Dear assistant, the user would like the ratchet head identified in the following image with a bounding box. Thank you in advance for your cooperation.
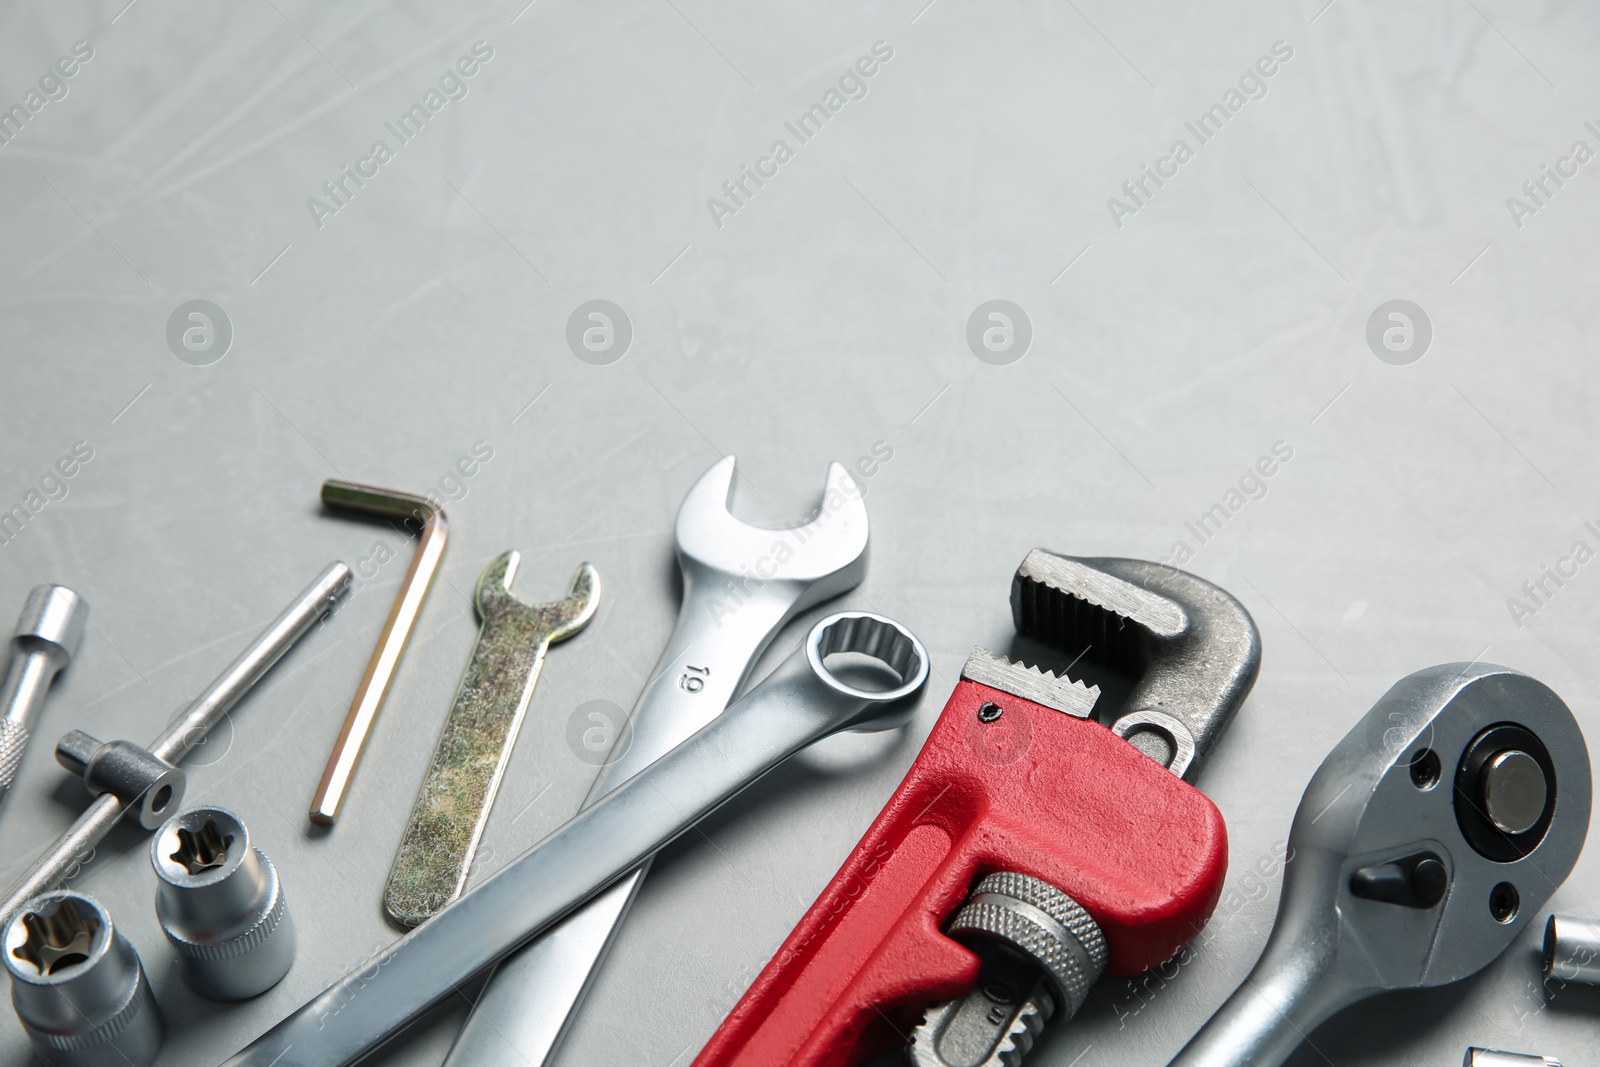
[1175,664,1592,1067]
[11,585,86,668]
[1286,663,1589,991]
[474,552,600,643]
[1003,550,1261,779]
[675,457,869,612]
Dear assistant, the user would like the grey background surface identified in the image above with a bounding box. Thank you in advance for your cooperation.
[2,1,1598,1064]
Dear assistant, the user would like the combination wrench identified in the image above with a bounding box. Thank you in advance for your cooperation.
[1170,662,1591,1067]
[222,609,928,1067]
[441,455,870,1065]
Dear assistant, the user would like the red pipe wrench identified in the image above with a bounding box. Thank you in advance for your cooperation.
[693,550,1261,1067]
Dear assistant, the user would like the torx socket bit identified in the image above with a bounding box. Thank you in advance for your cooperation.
[3,891,163,1067]
[151,806,295,1000]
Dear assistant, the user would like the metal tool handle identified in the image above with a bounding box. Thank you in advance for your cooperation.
[1163,932,1346,1067]
[0,564,350,929]
[0,585,85,800]
[223,612,926,1067]
[591,560,804,794]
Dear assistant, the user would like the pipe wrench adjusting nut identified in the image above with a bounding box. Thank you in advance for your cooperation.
[912,872,1106,1067]
[151,807,295,1000]
[4,891,163,1066]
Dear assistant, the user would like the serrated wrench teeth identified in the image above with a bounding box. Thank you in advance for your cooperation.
[382,552,600,928]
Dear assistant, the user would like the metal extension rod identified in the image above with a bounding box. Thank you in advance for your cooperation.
[0,563,351,928]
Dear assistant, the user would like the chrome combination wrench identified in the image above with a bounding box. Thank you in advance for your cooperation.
[1171,662,1591,1067]
[222,609,929,1067]
[442,455,870,1065]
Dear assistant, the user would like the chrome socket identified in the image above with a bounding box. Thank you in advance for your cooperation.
[1542,914,1600,986]
[151,806,295,1000]
[3,891,163,1067]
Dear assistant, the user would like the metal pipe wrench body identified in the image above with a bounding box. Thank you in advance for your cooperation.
[695,551,1263,1067]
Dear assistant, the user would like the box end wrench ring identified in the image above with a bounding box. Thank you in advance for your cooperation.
[443,454,871,1067]
[222,610,928,1067]
[1171,662,1591,1067]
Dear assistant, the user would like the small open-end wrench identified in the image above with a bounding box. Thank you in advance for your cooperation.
[383,552,598,927]
[0,585,85,807]
[1170,663,1592,1067]
[693,550,1261,1067]
[222,610,928,1067]
[443,455,870,1066]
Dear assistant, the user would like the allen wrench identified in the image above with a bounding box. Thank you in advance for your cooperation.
[309,481,448,827]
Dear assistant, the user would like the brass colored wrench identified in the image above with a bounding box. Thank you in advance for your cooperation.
[383,552,599,928]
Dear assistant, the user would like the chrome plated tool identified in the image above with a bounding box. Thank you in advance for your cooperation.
[1543,914,1600,986]
[152,806,295,1000]
[223,610,928,1067]
[382,552,598,928]
[1171,663,1591,1067]
[5,890,163,1066]
[0,585,85,807]
[310,481,447,827]
[443,456,869,1067]
[0,564,351,929]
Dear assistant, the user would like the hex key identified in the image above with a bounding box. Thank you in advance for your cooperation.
[310,481,448,827]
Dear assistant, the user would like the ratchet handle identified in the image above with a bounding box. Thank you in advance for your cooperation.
[693,680,1229,1067]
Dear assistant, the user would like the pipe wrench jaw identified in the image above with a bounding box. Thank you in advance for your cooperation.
[1009,550,1261,781]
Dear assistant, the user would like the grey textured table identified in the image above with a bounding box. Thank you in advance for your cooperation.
[2,2,1598,1064]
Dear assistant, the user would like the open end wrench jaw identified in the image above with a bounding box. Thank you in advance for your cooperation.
[676,457,869,607]
[475,553,601,639]
[1009,550,1261,780]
